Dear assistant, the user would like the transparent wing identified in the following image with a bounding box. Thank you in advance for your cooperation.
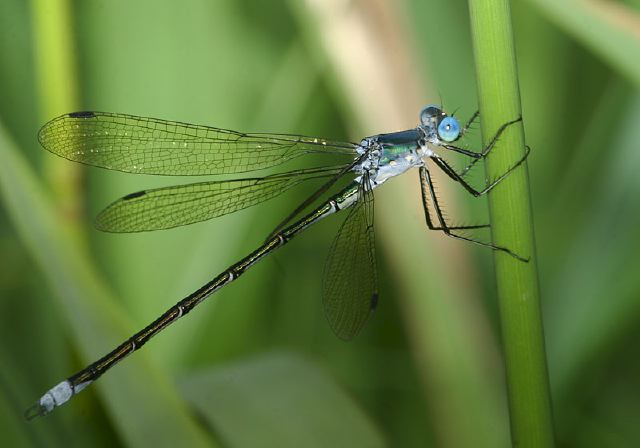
[96,166,345,233]
[322,174,378,340]
[38,111,358,176]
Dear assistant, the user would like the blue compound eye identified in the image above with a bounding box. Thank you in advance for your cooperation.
[437,116,460,142]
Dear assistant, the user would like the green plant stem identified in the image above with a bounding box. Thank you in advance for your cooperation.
[468,1,555,446]
[31,0,84,241]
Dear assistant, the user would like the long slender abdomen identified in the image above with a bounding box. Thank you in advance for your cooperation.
[26,183,359,419]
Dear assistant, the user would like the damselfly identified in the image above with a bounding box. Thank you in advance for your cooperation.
[27,105,528,419]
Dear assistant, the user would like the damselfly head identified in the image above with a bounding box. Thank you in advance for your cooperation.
[420,105,461,143]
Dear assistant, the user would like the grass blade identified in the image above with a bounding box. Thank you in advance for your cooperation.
[526,0,640,86]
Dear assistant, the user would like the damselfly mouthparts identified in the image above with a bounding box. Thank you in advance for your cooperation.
[27,105,528,419]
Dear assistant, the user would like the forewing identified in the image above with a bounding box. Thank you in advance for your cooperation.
[322,175,378,340]
[96,166,344,232]
[38,111,357,176]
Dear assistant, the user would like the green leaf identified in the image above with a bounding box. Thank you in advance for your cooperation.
[527,0,640,86]
[179,352,385,448]
[547,96,640,393]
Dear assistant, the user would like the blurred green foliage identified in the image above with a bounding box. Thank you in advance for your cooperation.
[0,0,639,446]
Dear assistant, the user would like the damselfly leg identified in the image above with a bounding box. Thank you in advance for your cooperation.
[419,166,528,262]
[419,114,530,261]
[459,110,480,139]
[431,145,531,198]
[449,116,524,177]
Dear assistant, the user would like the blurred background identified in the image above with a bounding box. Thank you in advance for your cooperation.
[1,0,639,446]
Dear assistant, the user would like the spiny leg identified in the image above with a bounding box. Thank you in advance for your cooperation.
[458,116,523,177]
[418,168,489,232]
[438,116,522,168]
[459,110,479,139]
[429,145,530,198]
[419,166,528,261]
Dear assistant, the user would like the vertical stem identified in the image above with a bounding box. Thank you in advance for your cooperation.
[468,1,555,446]
[31,0,85,241]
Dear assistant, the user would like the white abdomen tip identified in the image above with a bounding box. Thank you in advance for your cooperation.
[40,380,74,413]
[26,379,93,420]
